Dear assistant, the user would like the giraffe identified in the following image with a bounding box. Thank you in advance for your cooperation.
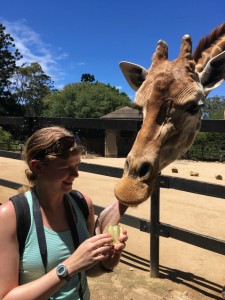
[113,23,225,207]
[95,23,225,234]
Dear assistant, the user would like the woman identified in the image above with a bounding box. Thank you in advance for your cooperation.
[0,126,128,300]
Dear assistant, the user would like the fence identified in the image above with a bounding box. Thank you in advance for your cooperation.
[0,150,225,279]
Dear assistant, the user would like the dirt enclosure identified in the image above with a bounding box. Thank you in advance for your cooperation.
[1,157,225,300]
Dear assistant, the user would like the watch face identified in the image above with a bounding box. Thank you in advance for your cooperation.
[56,264,70,282]
[57,264,66,276]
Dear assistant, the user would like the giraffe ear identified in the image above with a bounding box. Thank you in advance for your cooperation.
[198,51,225,95]
[119,61,147,91]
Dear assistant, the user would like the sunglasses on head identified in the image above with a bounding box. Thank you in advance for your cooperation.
[34,135,80,160]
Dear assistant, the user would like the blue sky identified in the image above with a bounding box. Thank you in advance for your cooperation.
[1,0,225,100]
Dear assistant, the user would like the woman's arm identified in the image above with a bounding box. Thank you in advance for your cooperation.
[0,201,113,300]
[0,201,65,300]
[0,201,20,298]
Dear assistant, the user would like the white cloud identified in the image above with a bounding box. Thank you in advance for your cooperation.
[55,83,65,90]
[77,62,85,66]
[116,85,122,90]
[1,19,68,83]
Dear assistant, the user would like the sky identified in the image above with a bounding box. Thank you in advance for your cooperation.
[1,0,225,101]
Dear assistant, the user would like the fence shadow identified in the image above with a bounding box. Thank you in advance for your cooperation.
[121,250,224,300]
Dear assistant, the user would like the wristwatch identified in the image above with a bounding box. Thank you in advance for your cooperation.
[56,263,71,281]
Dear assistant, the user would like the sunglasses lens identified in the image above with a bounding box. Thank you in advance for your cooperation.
[34,135,81,159]
[58,136,76,151]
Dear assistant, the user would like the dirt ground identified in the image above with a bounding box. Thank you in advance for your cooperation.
[1,157,225,300]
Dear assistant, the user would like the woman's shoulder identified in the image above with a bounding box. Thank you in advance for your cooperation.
[0,201,17,236]
[0,200,16,218]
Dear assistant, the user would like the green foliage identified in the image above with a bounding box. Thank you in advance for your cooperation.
[0,23,22,115]
[0,126,12,141]
[183,95,225,161]
[0,126,20,150]
[43,82,131,118]
[203,96,225,119]
[184,132,225,161]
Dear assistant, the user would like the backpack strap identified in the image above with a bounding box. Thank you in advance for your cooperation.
[10,194,31,259]
[10,192,48,274]
[32,190,48,274]
[69,190,89,222]
[64,195,83,299]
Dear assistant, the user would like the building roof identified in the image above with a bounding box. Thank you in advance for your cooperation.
[100,106,142,119]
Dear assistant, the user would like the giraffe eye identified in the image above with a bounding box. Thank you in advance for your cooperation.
[185,102,200,115]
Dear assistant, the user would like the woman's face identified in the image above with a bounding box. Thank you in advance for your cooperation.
[35,154,81,193]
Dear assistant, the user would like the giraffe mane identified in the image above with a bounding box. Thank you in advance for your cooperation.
[193,22,225,63]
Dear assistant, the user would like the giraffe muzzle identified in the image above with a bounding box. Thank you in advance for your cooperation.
[114,176,156,206]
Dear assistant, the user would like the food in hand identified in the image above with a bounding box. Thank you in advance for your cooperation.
[107,225,123,246]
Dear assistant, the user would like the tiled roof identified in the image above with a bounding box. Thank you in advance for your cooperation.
[101,106,142,119]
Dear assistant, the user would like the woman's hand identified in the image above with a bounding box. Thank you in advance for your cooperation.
[114,229,128,252]
[64,233,113,276]
[100,229,128,271]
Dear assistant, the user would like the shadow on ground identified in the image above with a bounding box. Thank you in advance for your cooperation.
[119,250,224,300]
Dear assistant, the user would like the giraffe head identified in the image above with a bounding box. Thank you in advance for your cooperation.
[115,23,225,206]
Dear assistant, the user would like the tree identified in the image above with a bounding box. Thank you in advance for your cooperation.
[202,96,225,119]
[184,95,225,161]
[0,126,15,150]
[43,81,131,118]
[81,73,95,83]
[0,126,12,141]
[13,62,54,116]
[0,24,23,115]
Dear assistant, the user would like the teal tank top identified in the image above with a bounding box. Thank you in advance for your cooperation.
[19,191,90,300]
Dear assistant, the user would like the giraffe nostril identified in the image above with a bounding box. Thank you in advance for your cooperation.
[138,162,151,178]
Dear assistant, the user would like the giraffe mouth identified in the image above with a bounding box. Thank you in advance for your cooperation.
[114,176,155,206]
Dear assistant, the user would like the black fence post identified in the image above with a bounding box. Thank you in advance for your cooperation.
[150,176,160,278]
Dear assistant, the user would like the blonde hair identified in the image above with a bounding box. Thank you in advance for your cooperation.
[20,126,84,191]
